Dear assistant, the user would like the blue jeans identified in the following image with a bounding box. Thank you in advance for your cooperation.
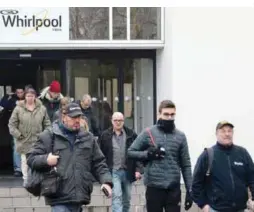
[12,138,21,172]
[112,169,132,212]
[51,204,82,212]
[209,208,244,212]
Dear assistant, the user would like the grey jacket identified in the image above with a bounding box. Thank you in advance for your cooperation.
[128,125,192,191]
[26,122,112,206]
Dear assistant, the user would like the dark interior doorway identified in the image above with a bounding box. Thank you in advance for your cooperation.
[0,59,61,175]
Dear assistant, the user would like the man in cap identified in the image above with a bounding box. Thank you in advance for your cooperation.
[27,103,113,212]
[191,121,254,212]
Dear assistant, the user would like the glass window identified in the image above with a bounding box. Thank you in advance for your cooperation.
[68,57,154,134]
[123,59,154,132]
[68,59,118,132]
[130,7,161,40]
[69,7,109,40]
[113,7,127,40]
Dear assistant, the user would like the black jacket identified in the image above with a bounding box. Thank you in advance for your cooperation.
[98,126,143,183]
[26,122,112,206]
[0,93,24,112]
[76,100,100,136]
[40,97,60,122]
[191,142,254,212]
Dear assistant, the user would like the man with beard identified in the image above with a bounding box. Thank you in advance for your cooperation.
[26,103,112,212]
[127,100,193,212]
[39,80,63,122]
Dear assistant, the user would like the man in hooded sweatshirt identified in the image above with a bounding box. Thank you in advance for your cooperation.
[39,80,63,122]
[127,100,193,212]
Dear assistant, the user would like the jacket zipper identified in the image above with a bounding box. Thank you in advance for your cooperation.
[163,134,167,183]
[227,155,235,204]
[73,136,79,199]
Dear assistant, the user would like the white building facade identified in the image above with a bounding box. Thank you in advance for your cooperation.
[0,7,253,168]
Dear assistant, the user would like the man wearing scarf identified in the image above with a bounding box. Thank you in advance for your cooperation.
[127,100,193,212]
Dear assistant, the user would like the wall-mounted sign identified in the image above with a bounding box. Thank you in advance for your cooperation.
[0,7,69,44]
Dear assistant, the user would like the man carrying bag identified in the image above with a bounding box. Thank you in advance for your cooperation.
[26,103,113,212]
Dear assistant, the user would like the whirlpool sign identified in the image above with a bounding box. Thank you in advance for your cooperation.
[0,7,69,44]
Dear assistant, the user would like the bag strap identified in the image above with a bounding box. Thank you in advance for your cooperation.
[204,147,214,177]
[51,133,55,153]
[146,128,156,146]
[49,130,73,175]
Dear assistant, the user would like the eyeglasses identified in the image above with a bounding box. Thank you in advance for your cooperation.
[113,119,124,123]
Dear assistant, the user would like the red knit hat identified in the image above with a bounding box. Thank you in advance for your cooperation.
[49,81,61,93]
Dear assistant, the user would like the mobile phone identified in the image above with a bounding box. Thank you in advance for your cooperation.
[102,187,109,197]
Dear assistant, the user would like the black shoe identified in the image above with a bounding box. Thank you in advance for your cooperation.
[14,171,22,177]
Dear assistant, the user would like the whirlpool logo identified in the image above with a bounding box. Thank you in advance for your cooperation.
[0,9,62,35]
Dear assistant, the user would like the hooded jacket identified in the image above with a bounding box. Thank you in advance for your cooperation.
[26,122,112,206]
[39,86,63,122]
[8,99,51,154]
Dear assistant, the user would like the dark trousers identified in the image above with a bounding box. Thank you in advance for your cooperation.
[146,186,181,212]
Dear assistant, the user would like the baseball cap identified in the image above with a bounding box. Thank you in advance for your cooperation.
[65,103,83,118]
[216,121,234,130]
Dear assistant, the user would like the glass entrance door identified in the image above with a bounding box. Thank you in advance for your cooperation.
[68,56,155,134]
[68,59,119,132]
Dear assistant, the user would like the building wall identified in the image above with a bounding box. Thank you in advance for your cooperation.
[157,7,254,167]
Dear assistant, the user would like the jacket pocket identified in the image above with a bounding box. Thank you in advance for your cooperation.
[211,188,226,204]
[77,142,92,163]
[81,171,93,195]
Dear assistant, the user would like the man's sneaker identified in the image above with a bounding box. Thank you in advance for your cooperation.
[14,171,22,177]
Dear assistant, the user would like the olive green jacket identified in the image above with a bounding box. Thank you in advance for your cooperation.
[8,99,51,154]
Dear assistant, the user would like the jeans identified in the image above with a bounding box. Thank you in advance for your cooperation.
[12,138,21,172]
[209,208,244,212]
[21,154,28,183]
[51,204,82,212]
[112,169,132,212]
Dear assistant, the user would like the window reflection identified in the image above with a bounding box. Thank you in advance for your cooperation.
[113,7,127,40]
[123,59,154,132]
[68,57,154,134]
[69,59,117,132]
[131,7,161,40]
[69,7,109,40]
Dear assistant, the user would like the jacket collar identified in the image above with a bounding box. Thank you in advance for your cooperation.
[107,125,134,137]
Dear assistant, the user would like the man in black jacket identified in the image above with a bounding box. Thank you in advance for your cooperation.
[0,85,24,177]
[26,103,112,212]
[127,100,193,212]
[98,112,142,212]
[77,94,100,137]
[191,121,254,212]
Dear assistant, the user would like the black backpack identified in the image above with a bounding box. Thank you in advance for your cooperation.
[204,147,214,178]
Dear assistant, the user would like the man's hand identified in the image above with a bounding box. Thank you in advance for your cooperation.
[18,135,24,140]
[247,199,254,211]
[47,152,59,166]
[101,184,112,198]
[147,147,164,160]
[184,192,193,210]
[202,205,209,212]
[135,172,142,180]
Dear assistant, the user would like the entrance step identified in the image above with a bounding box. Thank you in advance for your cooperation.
[0,179,201,212]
